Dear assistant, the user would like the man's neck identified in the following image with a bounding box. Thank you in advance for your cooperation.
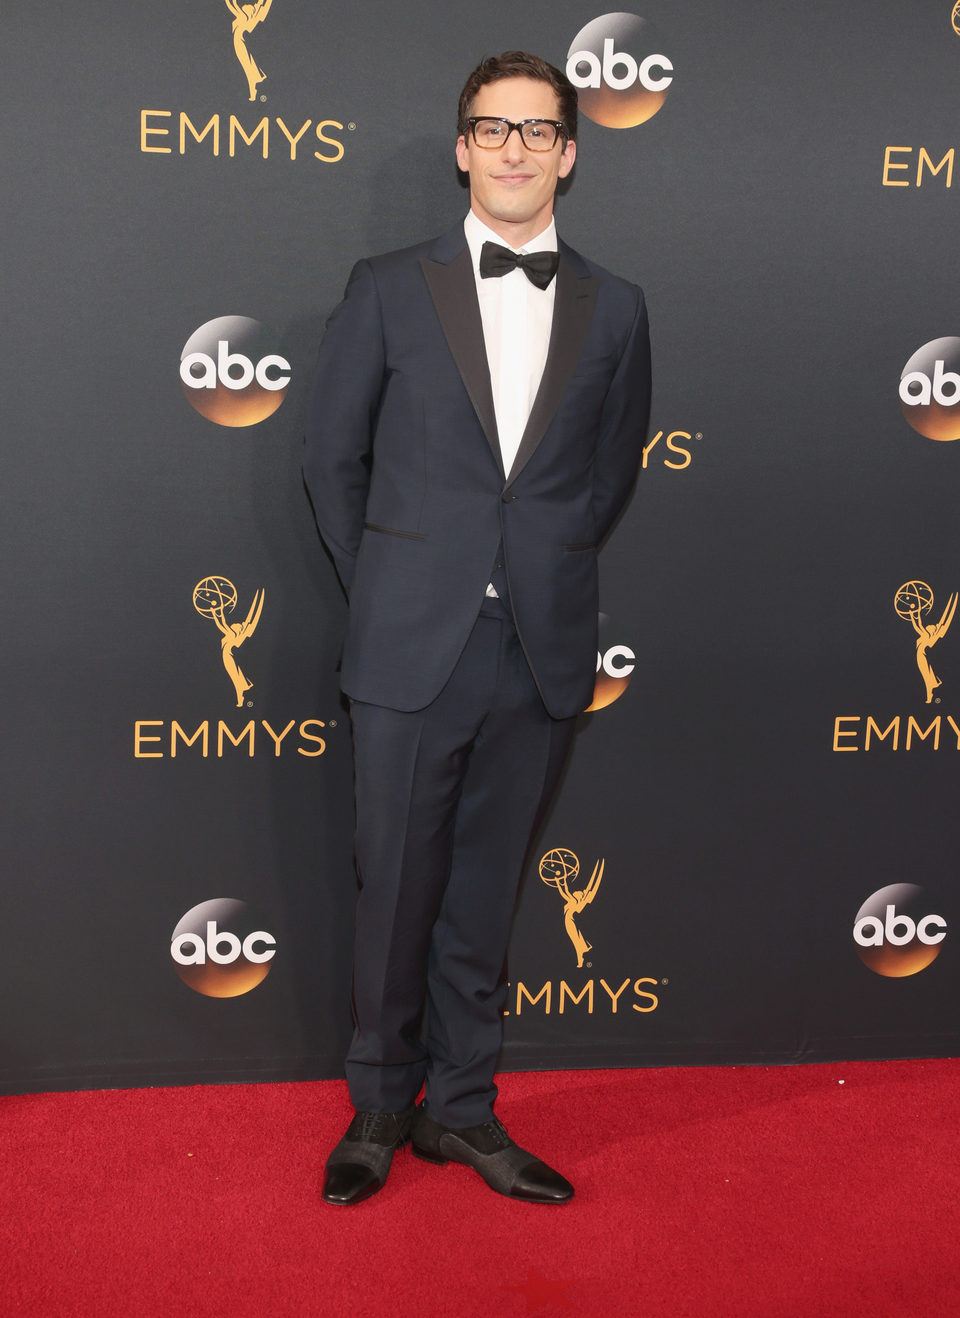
[469,206,555,251]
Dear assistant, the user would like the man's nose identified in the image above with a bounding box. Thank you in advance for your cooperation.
[500,125,528,160]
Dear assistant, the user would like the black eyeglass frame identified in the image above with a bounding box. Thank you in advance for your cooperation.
[465,117,569,151]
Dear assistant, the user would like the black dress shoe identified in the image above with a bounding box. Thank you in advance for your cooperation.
[322,1106,416,1206]
[411,1107,574,1204]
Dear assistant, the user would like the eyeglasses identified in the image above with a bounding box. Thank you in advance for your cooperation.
[465,118,567,152]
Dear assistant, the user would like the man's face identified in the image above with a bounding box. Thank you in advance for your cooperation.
[455,76,576,245]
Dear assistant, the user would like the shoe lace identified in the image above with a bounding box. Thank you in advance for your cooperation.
[350,1110,404,1144]
[475,1116,510,1148]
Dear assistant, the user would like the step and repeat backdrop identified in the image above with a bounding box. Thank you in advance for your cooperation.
[3,2,960,1093]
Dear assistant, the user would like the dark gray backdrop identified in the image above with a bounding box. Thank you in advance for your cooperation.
[3,1,958,1094]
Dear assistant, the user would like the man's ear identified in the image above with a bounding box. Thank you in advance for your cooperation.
[558,138,577,179]
[455,136,468,172]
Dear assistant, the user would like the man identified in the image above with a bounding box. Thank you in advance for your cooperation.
[304,51,650,1206]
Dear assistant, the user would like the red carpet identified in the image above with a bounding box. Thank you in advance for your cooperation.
[2,1060,958,1317]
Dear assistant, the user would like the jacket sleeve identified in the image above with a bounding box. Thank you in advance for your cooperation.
[591,286,651,542]
[303,259,386,595]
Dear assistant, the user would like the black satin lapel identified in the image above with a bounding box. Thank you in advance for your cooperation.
[505,261,599,488]
[420,250,503,478]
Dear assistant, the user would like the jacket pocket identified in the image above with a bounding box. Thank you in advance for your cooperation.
[363,522,426,541]
[563,542,597,552]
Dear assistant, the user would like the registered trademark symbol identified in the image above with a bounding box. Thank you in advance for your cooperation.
[661,978,668,985]
[347,122,356,131]
[246,701,253,708]
[935,697,941,705]
[260,94,267,103]
[695,433,703,441]
[586,961,592,969]
[329,719,337,728]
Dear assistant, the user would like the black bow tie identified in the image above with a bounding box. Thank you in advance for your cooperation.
[479,241,559,290]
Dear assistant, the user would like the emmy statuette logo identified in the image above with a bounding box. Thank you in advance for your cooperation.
[878,15,960,189]
[894,581,957,705]
[831,578,960,752]
[225,0,274,101]
[139,2,347,165]
[132,573,328,759]
[506,845,661,1017]
[540,848,605,968]
[194,576,265,706]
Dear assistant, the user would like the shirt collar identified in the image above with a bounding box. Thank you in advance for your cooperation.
[464,211,558,276]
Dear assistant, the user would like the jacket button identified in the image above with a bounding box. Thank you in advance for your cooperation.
[501,492,518,503]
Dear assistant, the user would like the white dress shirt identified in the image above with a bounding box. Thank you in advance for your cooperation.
[464,211,558,598]
[463,210,557,479]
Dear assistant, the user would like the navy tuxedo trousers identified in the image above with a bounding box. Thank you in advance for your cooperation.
[346,594,576,1127]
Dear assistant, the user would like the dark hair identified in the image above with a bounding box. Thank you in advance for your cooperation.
[457,51,578,143]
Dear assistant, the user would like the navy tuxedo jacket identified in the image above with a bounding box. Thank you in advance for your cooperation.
[304,222,651,719]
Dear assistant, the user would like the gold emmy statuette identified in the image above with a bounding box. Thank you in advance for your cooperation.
[224,0,273,101]
[540,848,604,969]
[894,580,957,704]
[952,3,960,38]
[193,575,265,706]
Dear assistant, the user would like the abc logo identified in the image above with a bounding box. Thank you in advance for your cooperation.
[586,612,636,711]
[180,316,291,428]
[898,337,960,441]
[566,13,673,128]
[171,898,276,997]
[853,884,946,978]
